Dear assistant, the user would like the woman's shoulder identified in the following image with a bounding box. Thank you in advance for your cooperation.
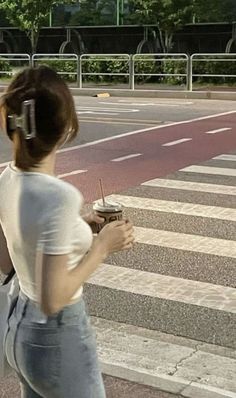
[55,177,82,199]
[44,177,83,208]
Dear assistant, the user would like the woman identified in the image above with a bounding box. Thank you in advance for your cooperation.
[0,65,134,398]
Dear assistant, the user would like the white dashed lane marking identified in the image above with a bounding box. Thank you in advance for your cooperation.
[111,153,142,162]
[162,138,192,147]
[57,170,88,178]
[205,128,232,134]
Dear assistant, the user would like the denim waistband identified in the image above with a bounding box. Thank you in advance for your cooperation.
[17,290,86,326]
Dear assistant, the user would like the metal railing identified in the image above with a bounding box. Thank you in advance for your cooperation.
[79,54,131,89]
[0,53,236,92]
[190,53,236,91]
[132,53,189,90]
[0,54,30,78]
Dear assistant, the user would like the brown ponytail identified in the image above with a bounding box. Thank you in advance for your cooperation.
[0,65,78,171]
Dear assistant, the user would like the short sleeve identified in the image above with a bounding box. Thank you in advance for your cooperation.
[38,188,81,255]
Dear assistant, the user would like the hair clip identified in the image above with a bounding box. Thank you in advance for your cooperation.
[7,99,36,140]
[22,99,36,140]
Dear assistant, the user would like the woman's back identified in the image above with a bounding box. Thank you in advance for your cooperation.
[0,164,92,302]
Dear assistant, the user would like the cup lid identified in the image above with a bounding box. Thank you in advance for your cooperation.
[93,200,122,212]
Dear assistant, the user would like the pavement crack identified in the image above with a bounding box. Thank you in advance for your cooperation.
[168,343,203,377]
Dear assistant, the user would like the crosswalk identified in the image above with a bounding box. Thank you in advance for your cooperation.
[84,152,236,397]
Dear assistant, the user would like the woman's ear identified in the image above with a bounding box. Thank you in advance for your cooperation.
[57,132,70,149]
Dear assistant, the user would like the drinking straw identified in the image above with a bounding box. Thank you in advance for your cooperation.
[99,178,106,206]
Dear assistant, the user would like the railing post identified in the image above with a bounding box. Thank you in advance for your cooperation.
[129,55,135,90]
[186,55,193,92]
[79,56,83,88]
[31,54,34,68]
[76,56,80,88]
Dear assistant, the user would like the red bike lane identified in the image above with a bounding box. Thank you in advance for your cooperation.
[0,111,236,203]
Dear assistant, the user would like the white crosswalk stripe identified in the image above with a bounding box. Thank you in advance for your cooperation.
[87,153,236,395]
[214,154,236,162]
[88,263,236,313]
[142,178,236,196]
[105,194,236,221]
[180,165,236,177]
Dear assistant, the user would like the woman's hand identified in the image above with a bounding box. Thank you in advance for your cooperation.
[83,211,105,232]
[96,220,135,255]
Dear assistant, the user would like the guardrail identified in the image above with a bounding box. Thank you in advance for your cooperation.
[0,53,236,91]
[79,54,131,89]
[190,53,236,91]
[132,53,189,90]
[0,54,30,78]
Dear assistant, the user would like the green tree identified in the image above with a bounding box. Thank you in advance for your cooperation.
[127,0,193,52]
[192,0,236,23]
[0,0,77,53]
[69,0,118,26]
[127,0,236,52]
[69,0,100,26]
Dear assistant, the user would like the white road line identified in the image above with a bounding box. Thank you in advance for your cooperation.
[77,107,139,113]
[134,226,236,258]
[162,138,192,147]
[1,110,236,166]
[58,109,236,154]
[117,99,194,105]
[57,170,87,178]
[142,178,236,196]
[88,263,236,312]
[80,119,151,126]
[180,165,236,177]
[100,102,186,107]
[106,194,236,221]
[111,153,142,162]
[205,128,232,134]
[214,154,236,162]
[78,111,119,116]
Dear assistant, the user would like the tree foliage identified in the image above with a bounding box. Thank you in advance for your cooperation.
[192,0,236,23]
[0,0,77,52]
[69,0,118,26]
[126,0,236,52]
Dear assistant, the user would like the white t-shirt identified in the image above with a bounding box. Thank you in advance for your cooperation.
[0,164,93,302]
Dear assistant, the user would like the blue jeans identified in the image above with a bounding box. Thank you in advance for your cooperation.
[5,292,106,398]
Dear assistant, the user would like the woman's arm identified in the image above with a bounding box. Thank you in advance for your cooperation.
[0,224,14,275]
[37,220,134,316]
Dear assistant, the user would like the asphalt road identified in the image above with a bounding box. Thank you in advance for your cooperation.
[1,96,236,163]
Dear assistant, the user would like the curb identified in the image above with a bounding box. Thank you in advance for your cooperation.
[69,88,236,100]
[0,85,236,100]
[101,363,236,398]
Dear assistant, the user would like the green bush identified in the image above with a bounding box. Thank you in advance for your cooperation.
[105,59,130,83]
[81,57,130,83]
[163,59,187,85]
[193,59,236,85]
[134,56,161,83]
[81,58,108,83]
[0,59,12,79]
